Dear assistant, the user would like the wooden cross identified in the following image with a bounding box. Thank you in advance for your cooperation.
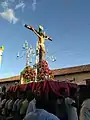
[24,24,52,63]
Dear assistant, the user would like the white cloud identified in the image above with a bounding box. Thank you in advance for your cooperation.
[1,0,37,12]
[15,1,25,11]
[1,0,15,9]
[0,8,19,24]
[32,0,36,11]
[9,0,15,2]
[1,1,9,9]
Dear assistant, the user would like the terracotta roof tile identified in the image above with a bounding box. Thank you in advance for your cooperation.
[0,76,20,83]
[52,64,90,76]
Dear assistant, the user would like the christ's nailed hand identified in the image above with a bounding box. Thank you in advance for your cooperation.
[48,37,52,41]
[24,24,33,30]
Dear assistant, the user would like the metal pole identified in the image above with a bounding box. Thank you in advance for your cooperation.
[26,48,28,67]
[35,41,39,81]
[26,48,30,67]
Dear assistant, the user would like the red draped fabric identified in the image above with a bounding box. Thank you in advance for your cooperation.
[32,82,37,92]
[68,83,77,88]
[7,80,77,97]
[59,82,69,96]
[12,85,18,92]
[7,85,18,92]
[27,82,33,91]
[48,81,70,96]
[48,81,60,96]
[8,86,13,92]
[18,84,27,91]
[43,81,49,99]
[43,80,49,92]
[36,82,41,91]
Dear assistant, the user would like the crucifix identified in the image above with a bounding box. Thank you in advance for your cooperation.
[24,24,52,63]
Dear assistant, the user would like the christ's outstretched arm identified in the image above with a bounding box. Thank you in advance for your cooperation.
[45,36,52,41]
[24,24,41,38]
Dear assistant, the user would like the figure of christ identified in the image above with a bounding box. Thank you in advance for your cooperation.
[24,24,52,62]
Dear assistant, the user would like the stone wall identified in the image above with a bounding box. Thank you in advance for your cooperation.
[54,72,90,84]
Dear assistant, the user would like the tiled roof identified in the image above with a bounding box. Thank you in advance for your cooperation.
[0,76,20,83]
[0,64,90,82]
[52,64,90,76]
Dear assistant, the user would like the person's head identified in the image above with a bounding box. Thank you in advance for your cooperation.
[35,94,45,109]
[39,25,43,33]
[15,82,18,86]
[0,93,5,100]
[56,96,64,104]
[2,86,6,93]
[70,87,77,99]
[16,92,20,99]
[84,86,90,99]
[20,91,26,100]
[8,92,14,100]
[26,90,35,101]
[60,88,67,97]
[79,86,88,104]
[5,92,9,100]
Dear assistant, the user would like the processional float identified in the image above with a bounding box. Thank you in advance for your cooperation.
[20,24,56,84]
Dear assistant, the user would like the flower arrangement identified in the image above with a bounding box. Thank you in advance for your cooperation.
[37,60,54,81]
[21,66,36,83]
[49,71,54,80]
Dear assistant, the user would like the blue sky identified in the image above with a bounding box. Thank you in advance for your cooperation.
[0,0,90,78]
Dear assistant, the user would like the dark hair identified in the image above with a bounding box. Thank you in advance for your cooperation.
[36,97,44,109]
[85,86,90,98]
[26,90,35,101]
[19,91,26,99]
[60,88,67,96]
[56,96,64,100]
[70,87,77,97]
[35,93,46,110]
[2,86,6,92]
